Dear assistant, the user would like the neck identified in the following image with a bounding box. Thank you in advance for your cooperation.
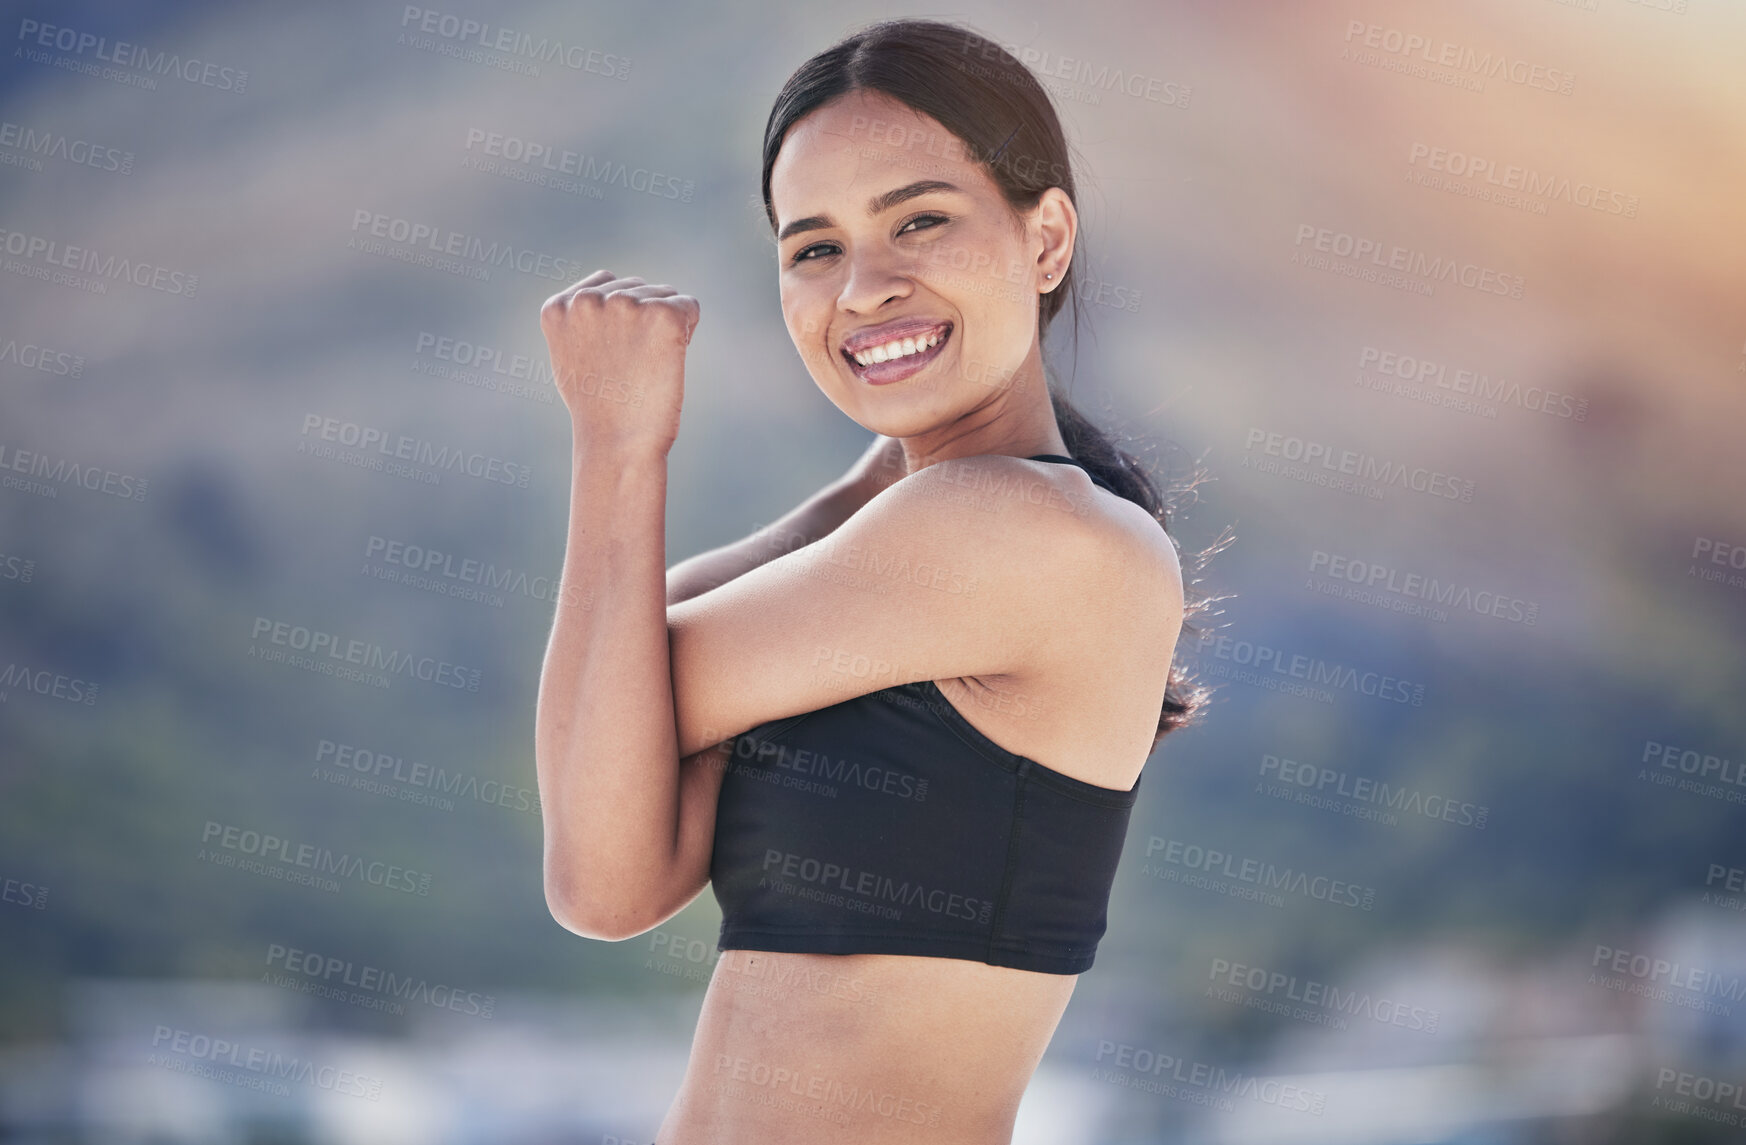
[897,345,1067,474]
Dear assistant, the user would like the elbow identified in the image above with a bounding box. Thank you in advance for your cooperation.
[544,886,649,942]
[543,869,656,942]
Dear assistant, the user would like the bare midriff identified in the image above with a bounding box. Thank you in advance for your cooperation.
[655,948,1077,1144]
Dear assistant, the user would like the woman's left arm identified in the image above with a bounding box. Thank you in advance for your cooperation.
[664,434,907,606]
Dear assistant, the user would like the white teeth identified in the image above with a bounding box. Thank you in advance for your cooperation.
[849,328,947,368]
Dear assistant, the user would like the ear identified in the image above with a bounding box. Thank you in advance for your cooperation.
[1031,186,1077,292]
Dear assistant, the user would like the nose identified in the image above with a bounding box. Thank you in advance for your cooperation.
[837,243,914,316]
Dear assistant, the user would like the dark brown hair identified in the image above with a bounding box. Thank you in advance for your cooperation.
[761,18,1229,744]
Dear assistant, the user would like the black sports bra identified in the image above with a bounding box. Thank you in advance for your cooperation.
[708,454,1138,975]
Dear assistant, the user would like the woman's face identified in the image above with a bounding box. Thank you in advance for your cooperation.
[768,88,1069,439]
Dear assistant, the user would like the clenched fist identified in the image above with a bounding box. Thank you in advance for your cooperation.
[539,269,700,454]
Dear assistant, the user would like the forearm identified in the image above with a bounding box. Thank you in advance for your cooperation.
[535,434,679,923]
[665,477,873,605]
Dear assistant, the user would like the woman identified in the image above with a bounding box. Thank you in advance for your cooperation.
[534,18,1214,1143]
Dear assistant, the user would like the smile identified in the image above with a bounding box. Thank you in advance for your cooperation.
[840,322,953,386]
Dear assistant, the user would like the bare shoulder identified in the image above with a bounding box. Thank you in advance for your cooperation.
[886,454,1184,781]
[888,454,1184,622]
[664,451,1181,762]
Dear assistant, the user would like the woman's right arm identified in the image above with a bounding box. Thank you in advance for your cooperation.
[665,435,906,606]
[534,271,715,941]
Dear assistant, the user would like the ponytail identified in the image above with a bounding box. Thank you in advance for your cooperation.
[1048,386,1232,747]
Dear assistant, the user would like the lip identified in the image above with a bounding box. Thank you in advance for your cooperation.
[839,321,953,386]
[839,316,954,357]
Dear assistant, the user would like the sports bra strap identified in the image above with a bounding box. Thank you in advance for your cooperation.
[1026,453,1119,495]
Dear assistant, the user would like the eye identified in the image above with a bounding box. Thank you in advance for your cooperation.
[790,240,839,265]
[787,213,954,266]
[898,212,951,236]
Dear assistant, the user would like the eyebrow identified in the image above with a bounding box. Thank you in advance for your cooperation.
[776,180,966,243]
